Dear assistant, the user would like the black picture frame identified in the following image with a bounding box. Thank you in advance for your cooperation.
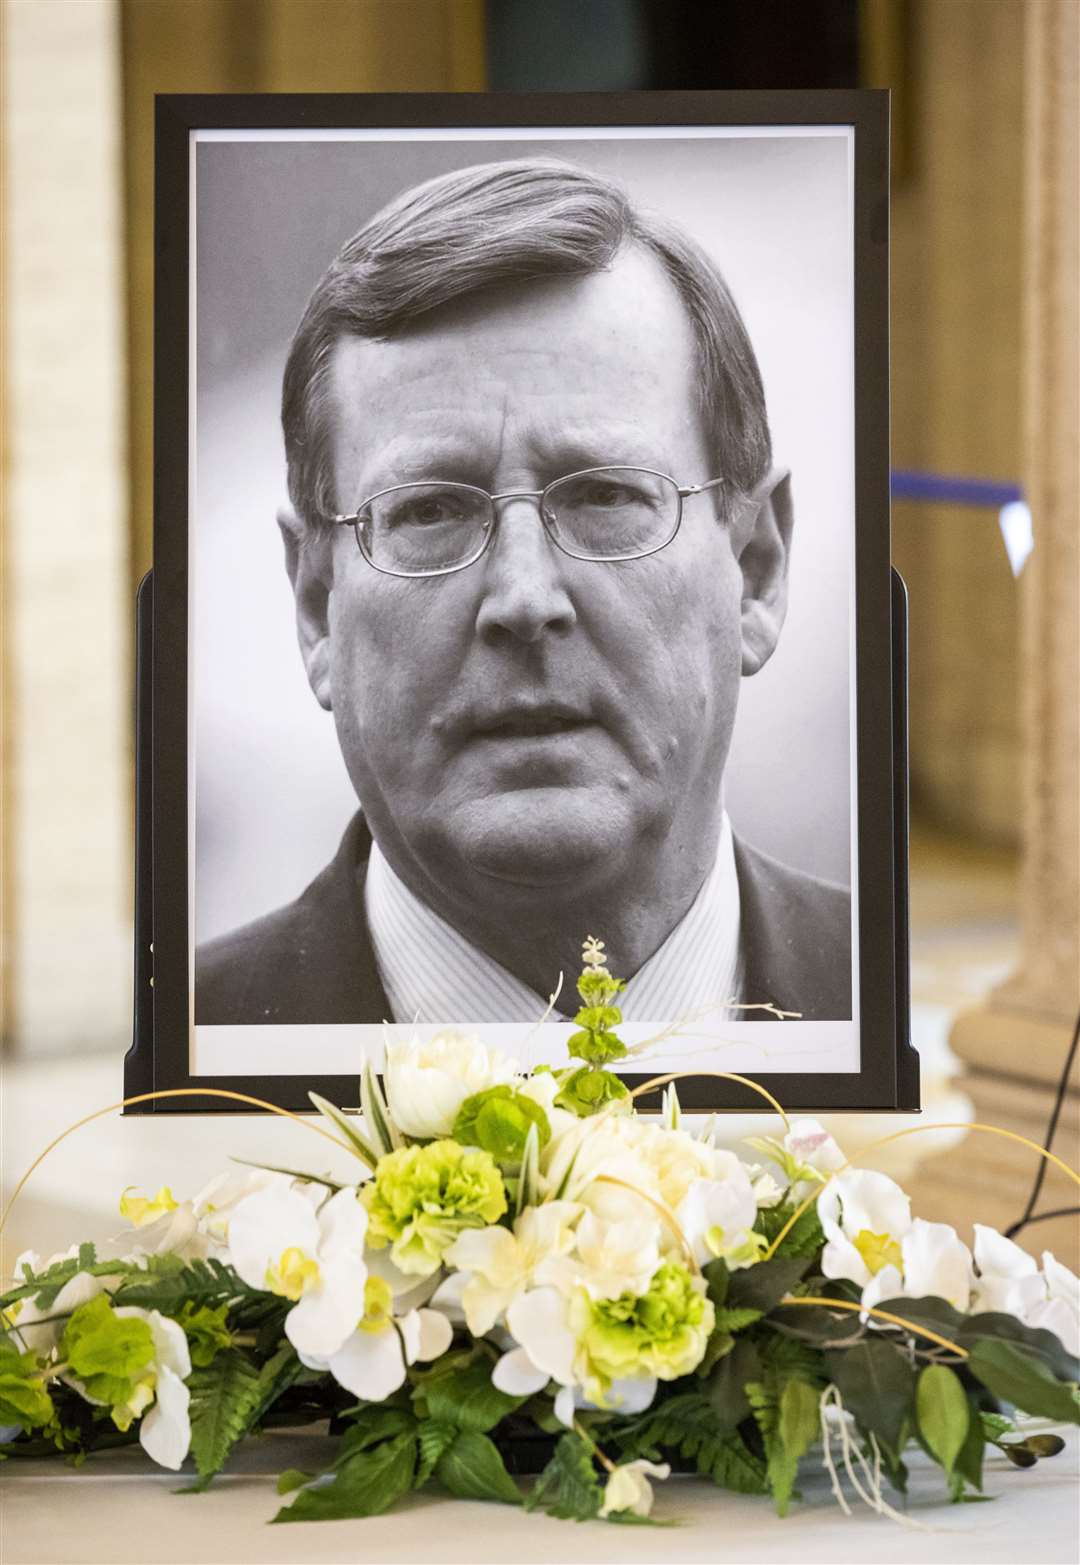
[127,89,917,1115]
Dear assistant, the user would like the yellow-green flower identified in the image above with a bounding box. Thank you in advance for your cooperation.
[362,1140,507,1277]
[569,1261,714,1400]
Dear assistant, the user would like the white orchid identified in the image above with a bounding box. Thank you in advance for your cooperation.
[972,1226,1079,1355]
[445,1201,582,1334]
[676,1170,763,1270]
[111,1307,192,1470]
[227,1185,369,1359]
[300,1276,453,1402]
[599,1457,671,1518]
[492,1285,580,1397]
[819,1170,912,1290]
[746,1117,847,1202]
[192,1167,295,1251]
[861,1219,974,1314]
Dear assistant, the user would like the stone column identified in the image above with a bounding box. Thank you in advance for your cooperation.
[916,0,1079,1265]
[1,0,132,1053]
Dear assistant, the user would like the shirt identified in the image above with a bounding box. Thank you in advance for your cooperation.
[364,813,742,1025]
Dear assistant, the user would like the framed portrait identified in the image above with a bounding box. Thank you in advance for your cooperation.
[128,89,917,1114]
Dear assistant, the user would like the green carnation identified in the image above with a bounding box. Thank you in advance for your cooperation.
[554,1065,631,1118]
[362,1139,507,1277]
[570,1262,714,1399]
[453,1085,551,1166]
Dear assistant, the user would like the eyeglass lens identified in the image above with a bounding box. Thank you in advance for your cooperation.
[356,468,680,574]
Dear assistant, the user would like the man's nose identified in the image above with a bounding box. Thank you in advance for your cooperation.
[473,497,578,646]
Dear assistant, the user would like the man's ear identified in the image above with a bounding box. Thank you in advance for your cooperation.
[278,504,335,711]
[730,467,794,677]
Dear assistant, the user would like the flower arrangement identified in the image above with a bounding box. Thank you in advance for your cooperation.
[2,939,1077,1527]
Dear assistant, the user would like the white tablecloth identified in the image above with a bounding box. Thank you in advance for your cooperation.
[3,1426,1077,1565]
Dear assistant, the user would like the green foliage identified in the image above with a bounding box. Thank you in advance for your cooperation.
[915,1365,970,1479]
[0,1338,54,1433]
[307,1091,379,1169]
[453,1086,551,1166]
[725,1256,813,1315]
[187,1342,301,1486]
[827,1338,915,1462]
[174,1302,232,1369]
[752,1202,826,1258]
[435,1430,522,1504]
[274,1430,416,1523]
[59,1296,155,1414]
[415,1418,457,1487]
[704,1337,762,1430]
[554,1066,631,1117]
[948,1405,986,1500]
[566,953,628,1068]
[967,1338,1080,1425]
[418,1356,526,1434]
[957,1310,1080,1385]
[111,1256,254,1315]
[525,1431,604,1521]
[745,1376,818,1517]
[615,1391,769,1496]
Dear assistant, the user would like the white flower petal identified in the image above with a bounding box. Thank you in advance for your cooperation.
[316,1188,369,1259]
[138,1366,191,1471]
[505,1288,577,1386]
[412,1308,453,1363]
[429,1271,469,1327]
[285,1253,367,1359]
[900,1220,972,1310]
[328,1327,406,1402]
[227,1187,321,1289]
[553,1385,576,1427]
[364,1247,439,1311]
[115,1308,192,1383]
[492,1347,549,1397]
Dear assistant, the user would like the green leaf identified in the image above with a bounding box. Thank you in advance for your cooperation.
[360,1062,402,1156]
[753,1202,826,1258]
[968,1338,1080,1425]
[307,1092,379,1169]
[525,1431,603,1521]
[436,1430,522,1504]
[705,1338,762,1431]
[453,1086,550,1167]
[703,1258,730,1309]
[0,1339,54,1432]
[415,1418,458,1487]
[515,1122,540,1217]
[59,1296,155,1408]
[708,1433,770,1494]
[916,1365,970,1477]
[875,1293,965,1341]
[423,1357,526,1433]
[228,1154,346,1191]
[727,1256,812,1314]
[273,1430,416,1522]
[111,1256,253,1315]
[554,1066,631,1117]
[958,1311,1080,1385]
[340,1403,416,1453]
[275,1468,312,1496]
[778,1378,820,1468]
[187,1349,263,1482]
[949,1408,985,1500]
[174,1302,232,1369]
[712,1307,763,1335]
[828,1338,915,1460]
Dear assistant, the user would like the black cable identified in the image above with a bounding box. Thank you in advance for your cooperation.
[1005,1204,1080,1231]
[1003,1002,1080,1240]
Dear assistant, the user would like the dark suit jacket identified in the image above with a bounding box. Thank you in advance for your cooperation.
[196,814,851,1025]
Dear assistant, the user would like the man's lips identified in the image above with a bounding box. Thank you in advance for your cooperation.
[463,702,596,741]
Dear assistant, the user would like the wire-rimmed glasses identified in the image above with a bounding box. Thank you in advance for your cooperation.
[328,466,726,578]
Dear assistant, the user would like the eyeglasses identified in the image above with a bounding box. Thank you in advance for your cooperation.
[328,466,726,578]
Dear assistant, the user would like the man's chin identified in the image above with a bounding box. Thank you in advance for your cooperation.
[428,788,641,889]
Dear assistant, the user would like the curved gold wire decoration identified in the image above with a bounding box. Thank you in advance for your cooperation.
[589,1173,700,1273]
[0,1088,356,1241]
[776,1294,969,1358]
[628,1070,791,1131]
[763,1121,1080,1262]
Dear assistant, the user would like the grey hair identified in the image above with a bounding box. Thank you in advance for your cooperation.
[281,157,772,529]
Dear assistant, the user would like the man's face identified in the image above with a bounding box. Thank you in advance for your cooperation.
[303,247,779,910]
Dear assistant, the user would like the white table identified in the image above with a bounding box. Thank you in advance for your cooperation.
[3,1427,1077,1565]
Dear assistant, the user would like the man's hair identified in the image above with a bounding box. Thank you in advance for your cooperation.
[282,157,772,528]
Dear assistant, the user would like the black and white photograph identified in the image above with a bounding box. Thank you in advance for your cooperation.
[166,108,891,1092]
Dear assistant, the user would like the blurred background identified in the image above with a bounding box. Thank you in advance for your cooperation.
[2,0,1076,1265]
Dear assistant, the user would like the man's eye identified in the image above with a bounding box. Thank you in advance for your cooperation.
[384,491,466,527]
[575,480,640,508]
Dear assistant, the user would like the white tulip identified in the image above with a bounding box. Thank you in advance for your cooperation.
[384,1032,519,1139]
[227,1185,369,1359]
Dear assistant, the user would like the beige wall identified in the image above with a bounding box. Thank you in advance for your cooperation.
[890,0,1025,845]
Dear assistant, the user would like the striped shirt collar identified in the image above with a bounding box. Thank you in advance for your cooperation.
[364,813,742,1025]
